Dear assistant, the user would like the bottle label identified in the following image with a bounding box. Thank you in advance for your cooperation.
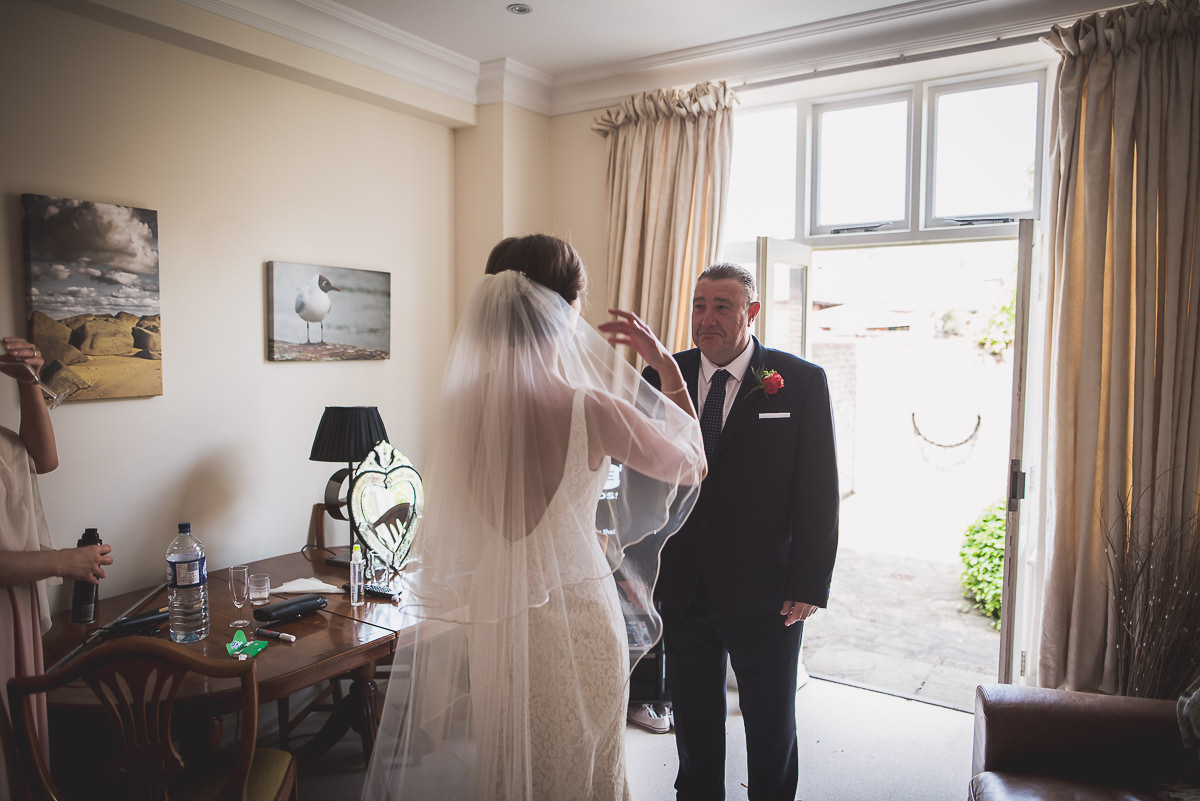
[167,556,207,589]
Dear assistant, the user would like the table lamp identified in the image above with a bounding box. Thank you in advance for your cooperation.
[310,406,388,566]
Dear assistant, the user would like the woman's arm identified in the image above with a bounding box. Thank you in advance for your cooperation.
[2,337,58,473]
[585,392,706,484]
[0,544,113,588]
[591,309,705,481]
[597,310,697,420]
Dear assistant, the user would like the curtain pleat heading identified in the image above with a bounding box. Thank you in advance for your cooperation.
[593,82,736,355]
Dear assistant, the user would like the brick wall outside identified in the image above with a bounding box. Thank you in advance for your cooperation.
[811,340,857,498]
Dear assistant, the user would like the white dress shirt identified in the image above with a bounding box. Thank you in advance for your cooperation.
[697,342,755,427]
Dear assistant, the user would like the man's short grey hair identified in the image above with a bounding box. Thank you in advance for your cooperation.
[697,263,758,306]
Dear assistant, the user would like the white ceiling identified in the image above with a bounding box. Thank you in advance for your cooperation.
[162,0,1124,118]
[332,0,941,78]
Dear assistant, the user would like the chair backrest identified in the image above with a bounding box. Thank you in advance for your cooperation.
[7,635,259,801]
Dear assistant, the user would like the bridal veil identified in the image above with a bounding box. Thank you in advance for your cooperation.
[362,270,704,800]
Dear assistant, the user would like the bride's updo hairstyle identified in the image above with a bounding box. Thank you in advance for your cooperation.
[484,234,586,305]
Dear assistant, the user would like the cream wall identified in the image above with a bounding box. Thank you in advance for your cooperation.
[453,103,505,316]
[451,102,612,324]
[549,110,611,326]
[0,0,456,604]
[452,102,559,317]
[502,105,551,241]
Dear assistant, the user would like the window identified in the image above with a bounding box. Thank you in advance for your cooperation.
[812,94,911,235]
[926,77,1042,226]
[718,66,1047,252]
[724,104,798,242]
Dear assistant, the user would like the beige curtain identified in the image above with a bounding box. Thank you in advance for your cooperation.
[1038,0,1200,693]
[592,82,735,353]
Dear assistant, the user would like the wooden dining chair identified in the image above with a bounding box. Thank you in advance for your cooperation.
[7,635,297,801]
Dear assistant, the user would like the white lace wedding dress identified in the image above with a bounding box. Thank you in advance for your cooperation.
[364,394,634,801]
[466,392,631,800]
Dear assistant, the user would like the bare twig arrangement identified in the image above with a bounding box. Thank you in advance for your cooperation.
[1105,484,1200,699]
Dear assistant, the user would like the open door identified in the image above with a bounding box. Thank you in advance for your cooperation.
[755,236,812,357]
[755,236,813,688]
[999,219,1048,684]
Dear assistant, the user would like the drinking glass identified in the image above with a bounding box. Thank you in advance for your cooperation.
[249,573,271,606]
[371,552,389,586]
[229,565,251,628]
[1,348,67,409]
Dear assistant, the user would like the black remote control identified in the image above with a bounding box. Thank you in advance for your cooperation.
[341,583,400,600]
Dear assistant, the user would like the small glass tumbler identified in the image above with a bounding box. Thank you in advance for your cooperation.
[248,573,271,606]
[371,552,389,585]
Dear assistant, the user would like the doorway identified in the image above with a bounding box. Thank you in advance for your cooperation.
[772,239,1017,710]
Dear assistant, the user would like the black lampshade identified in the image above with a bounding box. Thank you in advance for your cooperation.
[309,406,389,463]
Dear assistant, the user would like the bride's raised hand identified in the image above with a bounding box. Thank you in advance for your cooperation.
[599,309,696,419]
[597,308,674,374]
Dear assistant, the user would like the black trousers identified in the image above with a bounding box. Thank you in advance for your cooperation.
[662,590,803,801]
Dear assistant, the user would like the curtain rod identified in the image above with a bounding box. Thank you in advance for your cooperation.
[739,31,1050,92]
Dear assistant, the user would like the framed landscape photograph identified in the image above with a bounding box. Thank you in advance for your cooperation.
[266,261,391,362]
[22,194,162,403]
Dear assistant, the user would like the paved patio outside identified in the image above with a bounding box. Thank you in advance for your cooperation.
[802,544,1000,712]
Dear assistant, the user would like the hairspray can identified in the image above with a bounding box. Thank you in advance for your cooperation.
[69,528,102,624]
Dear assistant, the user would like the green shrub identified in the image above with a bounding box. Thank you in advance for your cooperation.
[960,501,1006,628]
[976,291,1016,357]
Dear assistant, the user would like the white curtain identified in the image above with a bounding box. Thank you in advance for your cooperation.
[592,82,735,353]
[1038,0,1200,693]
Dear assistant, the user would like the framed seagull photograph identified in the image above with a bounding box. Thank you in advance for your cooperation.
[266,261,391,362]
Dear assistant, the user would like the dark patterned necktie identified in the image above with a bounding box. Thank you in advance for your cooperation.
[700,369,730,457]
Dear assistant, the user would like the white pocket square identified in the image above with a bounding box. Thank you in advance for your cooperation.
[759,412,790,419]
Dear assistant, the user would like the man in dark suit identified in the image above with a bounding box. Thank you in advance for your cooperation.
[644,263,839,801]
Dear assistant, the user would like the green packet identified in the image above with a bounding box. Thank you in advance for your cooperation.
[226,629,268,658]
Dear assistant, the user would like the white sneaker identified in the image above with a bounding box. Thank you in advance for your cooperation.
[627,703,670,734]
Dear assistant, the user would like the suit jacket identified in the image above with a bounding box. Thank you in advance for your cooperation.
[646,337,839,619]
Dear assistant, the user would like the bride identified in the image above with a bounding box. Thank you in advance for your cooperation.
[362,235,706,800]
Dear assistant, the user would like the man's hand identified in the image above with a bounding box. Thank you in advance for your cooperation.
[780,600,817,627]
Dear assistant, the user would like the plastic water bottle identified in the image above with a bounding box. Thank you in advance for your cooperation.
[69,528,102,624]
[349,544,365,607]
[166,522,210,642]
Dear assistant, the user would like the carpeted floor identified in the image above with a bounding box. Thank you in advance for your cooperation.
[294,677,975,801]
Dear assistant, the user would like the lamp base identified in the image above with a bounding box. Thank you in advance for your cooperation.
[322,545,355,569]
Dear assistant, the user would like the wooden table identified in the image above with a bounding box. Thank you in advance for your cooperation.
[214,550,427,758]
[41,548,424,765]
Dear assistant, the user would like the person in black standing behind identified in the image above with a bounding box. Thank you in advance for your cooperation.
[643,263,839,801]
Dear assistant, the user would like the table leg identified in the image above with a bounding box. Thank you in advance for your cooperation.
[277,697,291,750]
[290,662,379,763]
[347,662,380,763]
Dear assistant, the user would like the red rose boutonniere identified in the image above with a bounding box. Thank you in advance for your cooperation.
[746,367,784,399]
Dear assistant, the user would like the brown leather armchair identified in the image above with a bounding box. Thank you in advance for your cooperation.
[970,683,1196,801]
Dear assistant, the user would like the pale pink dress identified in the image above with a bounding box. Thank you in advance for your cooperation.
[0,426,56,800]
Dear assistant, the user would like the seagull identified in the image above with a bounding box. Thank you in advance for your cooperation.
[295,274,340,344]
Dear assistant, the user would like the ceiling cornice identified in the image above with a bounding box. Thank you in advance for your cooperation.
[547,0,1102,115]
[66,0,1119,122]
[180,0,482,103]
[553,0,991,88]
[478,58,554,115]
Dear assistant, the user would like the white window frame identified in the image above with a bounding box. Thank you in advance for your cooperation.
[922,69,1047,231]
[808,89,915,238]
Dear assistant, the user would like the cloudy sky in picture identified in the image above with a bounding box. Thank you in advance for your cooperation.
[24,194,160,321]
